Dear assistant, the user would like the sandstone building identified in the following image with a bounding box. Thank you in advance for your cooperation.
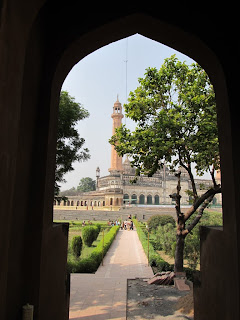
[56,98,221,208]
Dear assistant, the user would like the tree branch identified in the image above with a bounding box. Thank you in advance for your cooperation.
[179,157,198,202]
[184,194,214,235]
[184,185,221,222]
[170,171,185,236]
[175,171,182,218]
[209,166,217,187]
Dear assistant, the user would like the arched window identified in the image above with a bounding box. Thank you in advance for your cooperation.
[139,194,145,204]
[147,194,152,205]
[154,195,160,205]
[123,194,129,204]
[110,198,113,206]
[131,194,137,204]
[71,200,74,206]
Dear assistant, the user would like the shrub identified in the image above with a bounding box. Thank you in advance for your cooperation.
[93,224,101,241]
[183,209,223,270]
[155,223,176,256]
[147,215,176,231]
[72,236,83,257]
[184,229,200,270]
[82,226,98,247]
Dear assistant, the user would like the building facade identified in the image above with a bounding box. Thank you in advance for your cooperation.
[56,98,221,208]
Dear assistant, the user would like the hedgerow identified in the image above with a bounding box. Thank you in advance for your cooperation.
[67,225,119,273]
[133,219,173,272]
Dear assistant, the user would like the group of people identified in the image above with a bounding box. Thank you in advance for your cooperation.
[107,220,121,227]
[122,220,134,230]
[107,216,134,230]
[81,220,92,226]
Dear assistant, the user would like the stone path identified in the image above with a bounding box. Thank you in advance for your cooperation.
[69,228,154,320]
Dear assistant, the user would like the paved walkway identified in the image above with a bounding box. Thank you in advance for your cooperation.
[69,228,154,320]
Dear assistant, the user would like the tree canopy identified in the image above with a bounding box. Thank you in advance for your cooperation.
[55,91,90,196]
[77,177,96,192]
[110,55,221,272]
[110,55,219,183]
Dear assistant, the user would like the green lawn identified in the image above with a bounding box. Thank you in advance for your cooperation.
[54,219,112,260]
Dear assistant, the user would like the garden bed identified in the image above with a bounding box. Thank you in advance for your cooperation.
[55,220,119,273]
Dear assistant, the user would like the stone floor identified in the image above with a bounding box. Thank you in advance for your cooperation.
[69,228,153,320]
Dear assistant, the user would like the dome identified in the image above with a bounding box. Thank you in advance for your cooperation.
[113,96,122,114]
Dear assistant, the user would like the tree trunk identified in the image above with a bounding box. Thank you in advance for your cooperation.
[174,234,185,273]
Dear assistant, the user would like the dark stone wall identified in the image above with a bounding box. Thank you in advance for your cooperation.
[0,2,239,319]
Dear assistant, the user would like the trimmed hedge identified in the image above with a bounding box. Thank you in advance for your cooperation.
[82,226,100,247]
[72,236,83,258]
[133,219,173,272]
[68,225,119,273]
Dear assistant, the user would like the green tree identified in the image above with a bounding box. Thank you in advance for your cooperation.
[147,214,176,231]
[55,91,90,197]
[77,177,96,192]
[59,187,78,197]
[110,55,221,272]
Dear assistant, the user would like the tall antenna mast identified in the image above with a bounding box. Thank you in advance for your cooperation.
[124,37,128,125]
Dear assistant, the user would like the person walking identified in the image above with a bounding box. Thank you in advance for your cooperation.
[130,220,133,230]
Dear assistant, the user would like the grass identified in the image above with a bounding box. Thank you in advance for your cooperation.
[54,219,115,269]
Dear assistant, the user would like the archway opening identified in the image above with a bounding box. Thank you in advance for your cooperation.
[139,194,145,204]
[147,195,153,205]
[154,195,160,205]
[49,16,225,319]
[131,194,137,205]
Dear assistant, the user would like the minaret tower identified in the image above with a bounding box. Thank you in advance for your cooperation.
[109,97,124,173]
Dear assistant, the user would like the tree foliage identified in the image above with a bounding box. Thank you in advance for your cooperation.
[77,177,96,192]
[110,55,219,178]
[55,91,90,197]
[110,55,221,272]
[147,215,176,231]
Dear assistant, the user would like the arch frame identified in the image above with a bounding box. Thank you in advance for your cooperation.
[0,5,239,320]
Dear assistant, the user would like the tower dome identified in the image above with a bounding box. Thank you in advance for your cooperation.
[113,95,122,114]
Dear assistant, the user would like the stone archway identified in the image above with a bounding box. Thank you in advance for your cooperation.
[131,194,137,205]
[154,194,160,205]
[0,4,238,320]
[123,193,130,205]
[139,194,145,204]
[147,194,153,205]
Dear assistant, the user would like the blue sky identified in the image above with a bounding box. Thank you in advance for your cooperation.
[60,34,199,190]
